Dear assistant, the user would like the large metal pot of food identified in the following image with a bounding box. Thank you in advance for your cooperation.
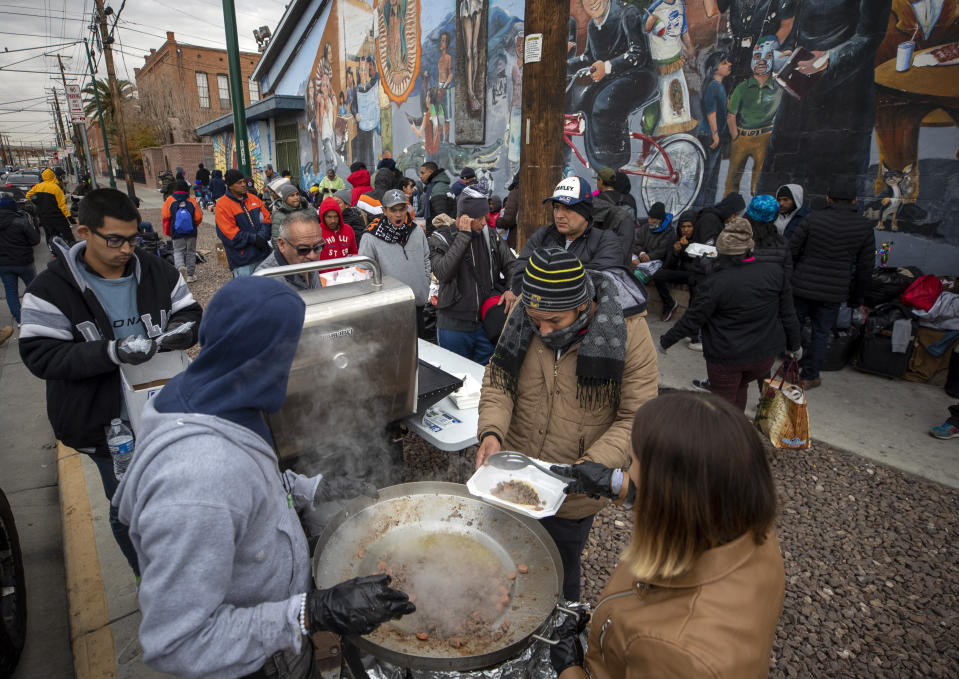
[312,482,564,671]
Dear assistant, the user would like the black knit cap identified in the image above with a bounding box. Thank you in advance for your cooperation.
[224,169,245,186]
[522,247,590,312]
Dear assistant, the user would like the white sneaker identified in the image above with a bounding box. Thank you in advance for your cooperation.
[688,341,703,352]
[186,274,197,283]
[177,266,187,279]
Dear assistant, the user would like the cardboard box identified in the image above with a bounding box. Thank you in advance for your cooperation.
[119,351,191,436]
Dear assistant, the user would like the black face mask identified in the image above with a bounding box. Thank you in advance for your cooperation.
[532,307,590,351]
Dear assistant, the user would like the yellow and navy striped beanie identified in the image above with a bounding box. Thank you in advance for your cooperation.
[522,247,590,312]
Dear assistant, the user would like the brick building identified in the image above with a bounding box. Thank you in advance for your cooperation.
[135,31,260,144]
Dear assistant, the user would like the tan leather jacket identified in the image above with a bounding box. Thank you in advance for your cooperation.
[477,312,659,519]
[564,531,785,679]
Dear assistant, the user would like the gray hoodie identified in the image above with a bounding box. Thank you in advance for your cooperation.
[114,400,320,678]
[774,184,804,236]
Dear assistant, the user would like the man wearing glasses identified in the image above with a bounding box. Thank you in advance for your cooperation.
[19,188,202,576]
[254,212,325,289]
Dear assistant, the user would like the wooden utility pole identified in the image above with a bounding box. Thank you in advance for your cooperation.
[93,0,136,200]
[516,0,570,250]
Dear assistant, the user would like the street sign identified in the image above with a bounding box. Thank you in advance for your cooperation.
[65,84,85,123]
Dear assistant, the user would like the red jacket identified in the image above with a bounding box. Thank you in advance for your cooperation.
[161,192,203,237]
[318,197,358,260]
[347,169,372,207]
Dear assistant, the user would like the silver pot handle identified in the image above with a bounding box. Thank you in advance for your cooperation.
[532,605,586,645]
[253,255,382,286]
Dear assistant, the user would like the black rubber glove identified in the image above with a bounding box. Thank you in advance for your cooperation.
[114,335,158,365]
[549,610,590,675]
[551,461,617,499]
[314,476,379,503]
[307,574,415,636]
[254,235,269,250]
[156,322,195,351]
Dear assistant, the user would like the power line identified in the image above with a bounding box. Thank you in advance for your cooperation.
[0,67,86,74]
[0,39,80,54]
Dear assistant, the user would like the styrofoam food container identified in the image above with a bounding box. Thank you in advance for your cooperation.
[467,459,568,519]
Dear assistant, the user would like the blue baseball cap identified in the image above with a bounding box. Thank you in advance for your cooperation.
[542,176,593,206]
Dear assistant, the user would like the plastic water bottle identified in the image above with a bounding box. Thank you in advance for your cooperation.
[106,418,135,480]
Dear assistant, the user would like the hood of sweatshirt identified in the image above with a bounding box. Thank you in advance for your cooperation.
[41,168,57,183]
[152,276,305,442]
[348,168,371,189]
[776,184,804,214]
[318,196,344,232]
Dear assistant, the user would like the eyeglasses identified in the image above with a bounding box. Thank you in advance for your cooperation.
[291,240,327,256]
[90,227,141,248]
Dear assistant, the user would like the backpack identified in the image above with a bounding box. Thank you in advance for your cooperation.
[172,199,196,236]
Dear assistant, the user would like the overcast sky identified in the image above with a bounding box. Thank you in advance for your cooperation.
[0,0,289,147]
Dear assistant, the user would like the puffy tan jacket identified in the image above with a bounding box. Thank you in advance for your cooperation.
[562,531,784,679]
[477,312,658,519]
[26,168,71,223]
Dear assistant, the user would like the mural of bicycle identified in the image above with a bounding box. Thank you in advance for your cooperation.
[564,67,706,216]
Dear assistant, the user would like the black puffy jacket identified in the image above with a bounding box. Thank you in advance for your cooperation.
[0,208,41,266]
[661,258,801,365]
[509,223,624,296]
[789,203,874,305]
[592,199,635,266]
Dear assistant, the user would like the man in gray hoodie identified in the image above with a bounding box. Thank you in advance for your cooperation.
[114,276,414,678]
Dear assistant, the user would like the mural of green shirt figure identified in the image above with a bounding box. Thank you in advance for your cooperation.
[724,37,783,198]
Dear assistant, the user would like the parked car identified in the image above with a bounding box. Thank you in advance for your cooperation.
[0,486,27,676]
[4,171,42,193]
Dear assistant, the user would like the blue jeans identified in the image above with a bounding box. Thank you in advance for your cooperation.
[232,262,259,277]
[437,327,496,365]
[87,450,140,576]
[694,135,723,209]
[794,296,840,380]
[0,264,36,323]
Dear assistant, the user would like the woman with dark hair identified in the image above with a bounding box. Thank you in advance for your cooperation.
[549,390,784,678]
[659,217,801,410]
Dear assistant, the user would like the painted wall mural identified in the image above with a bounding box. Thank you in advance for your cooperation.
[563,0,959,265]
[280,0,957,272]
[375,0,421,104]
[211,122,264,191]
[296,0,524,203]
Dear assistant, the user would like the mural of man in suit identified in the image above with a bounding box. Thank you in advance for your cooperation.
[566,0,658,170]
[757,0,893,202]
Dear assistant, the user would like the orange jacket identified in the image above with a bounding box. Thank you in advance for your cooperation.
[161,192,203,237]
[214,191,272,269]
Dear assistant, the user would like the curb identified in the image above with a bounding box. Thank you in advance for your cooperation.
[57,442,118,679]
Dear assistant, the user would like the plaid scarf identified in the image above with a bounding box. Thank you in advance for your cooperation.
[489,272,627,410]
[367,214,415,245]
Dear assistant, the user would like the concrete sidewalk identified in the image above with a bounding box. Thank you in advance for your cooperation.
[646,316,959,490]
[24,312,957,678]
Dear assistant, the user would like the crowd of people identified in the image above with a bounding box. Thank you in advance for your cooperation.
[1,155,956,678]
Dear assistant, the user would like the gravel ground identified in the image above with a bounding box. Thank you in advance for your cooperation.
[401,432,959,677]
[140,206,231,357]
[159,221,959,677]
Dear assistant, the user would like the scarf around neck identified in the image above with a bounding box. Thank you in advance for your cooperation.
[367,215,415,245]
[490,272,627,410]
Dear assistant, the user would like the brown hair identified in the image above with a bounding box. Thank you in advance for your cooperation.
[622,391,777,580]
